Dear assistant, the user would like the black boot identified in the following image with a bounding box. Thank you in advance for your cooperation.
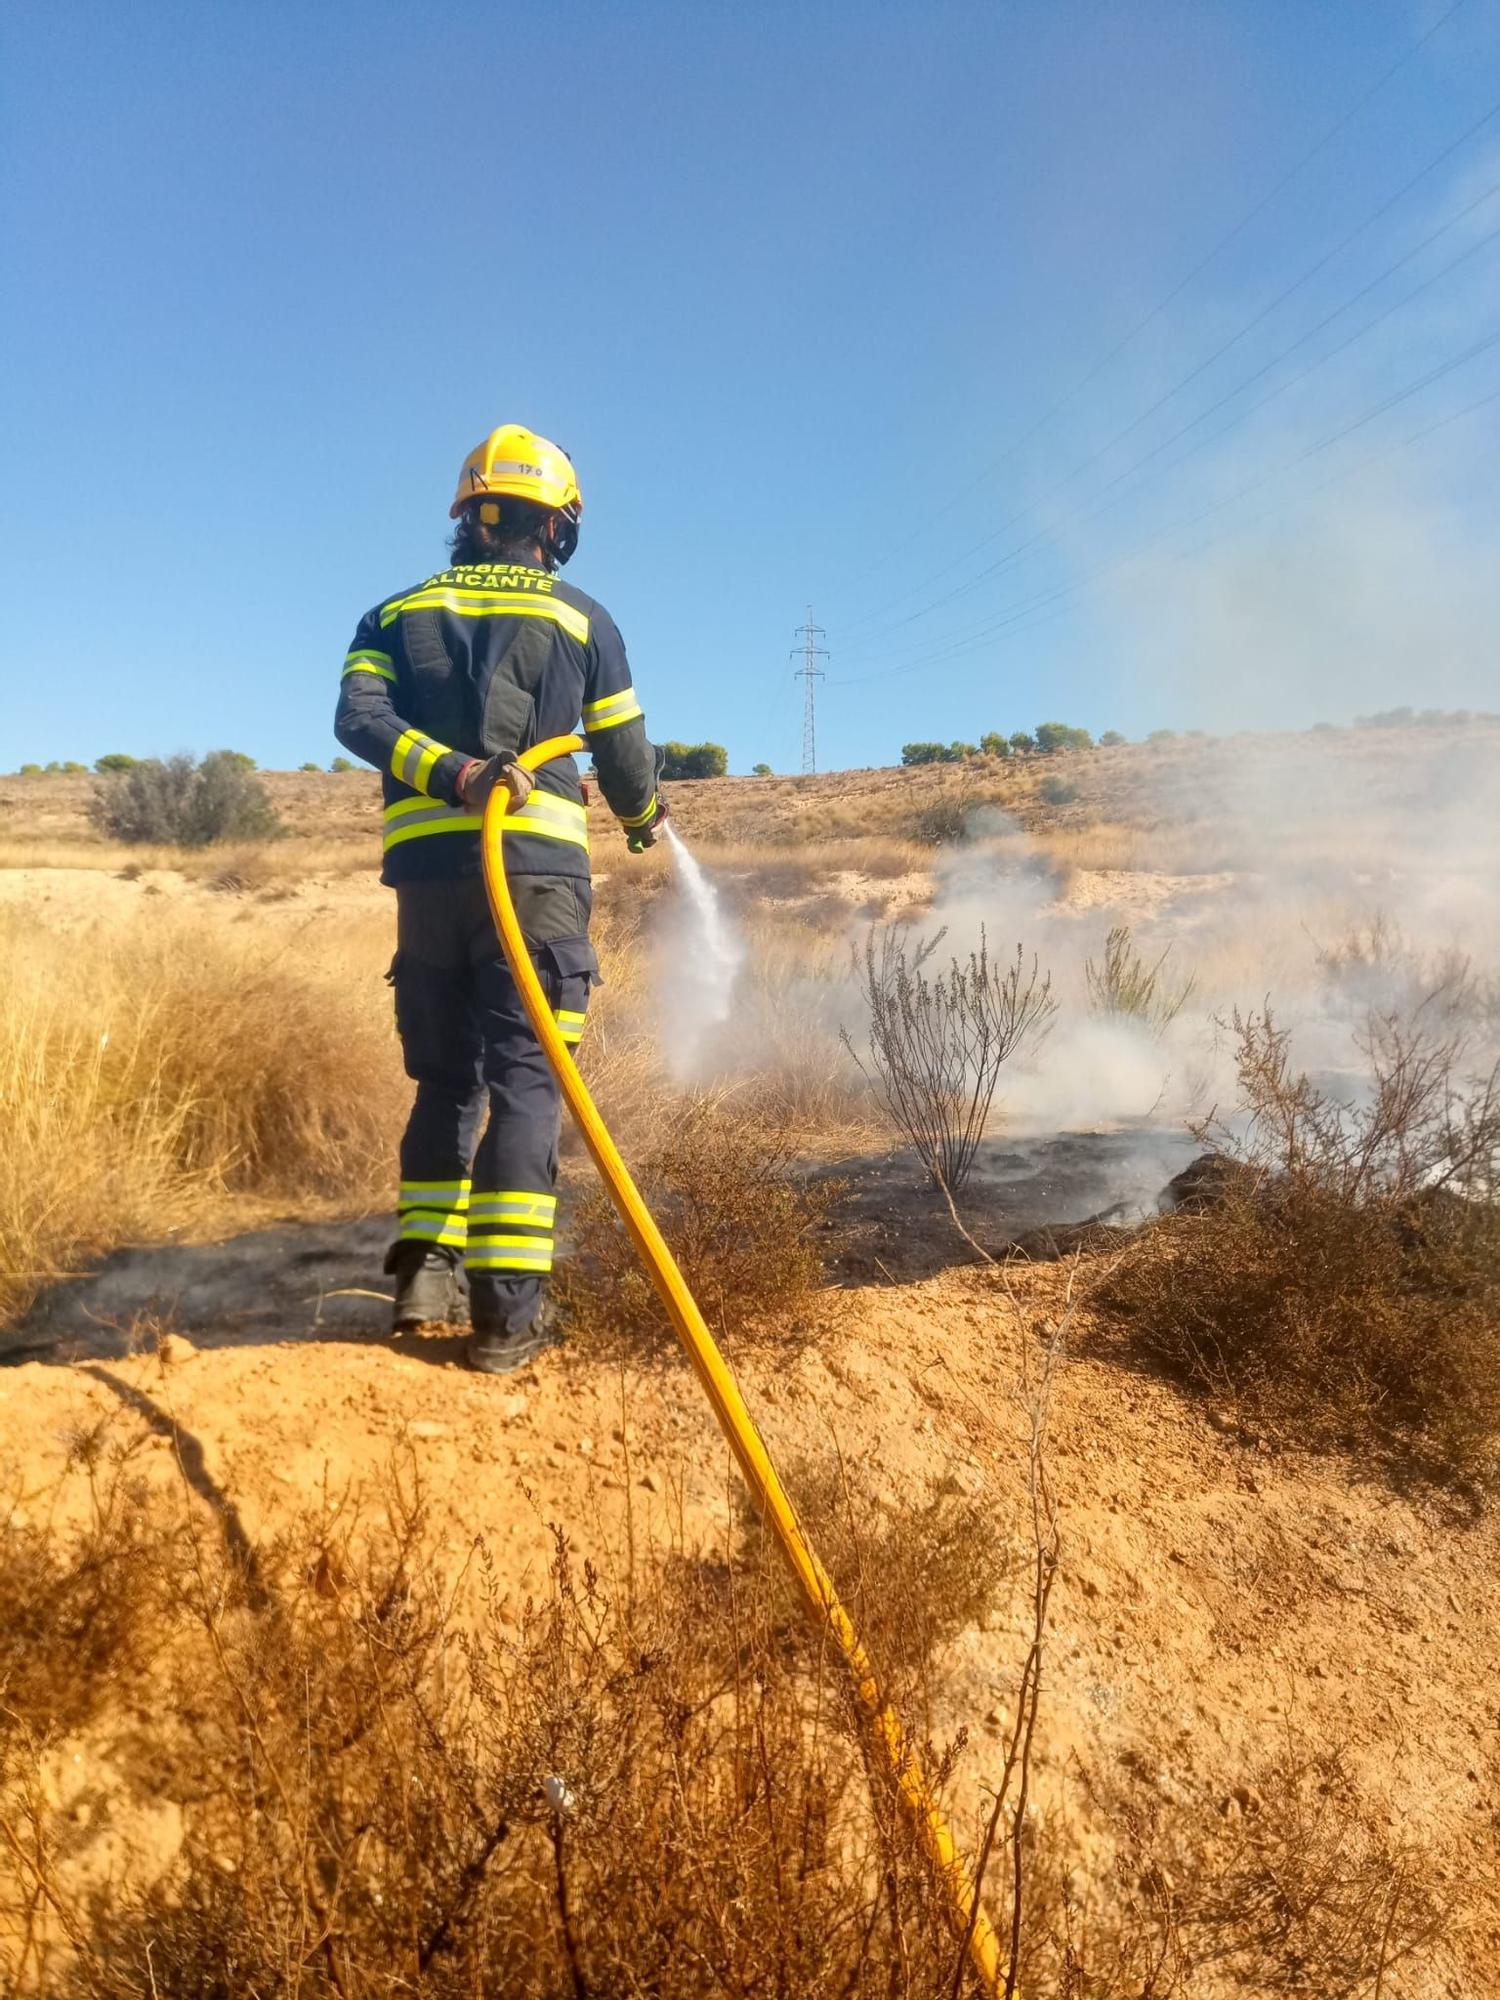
[384,1242,464,1332]
[464,1298,561,1376]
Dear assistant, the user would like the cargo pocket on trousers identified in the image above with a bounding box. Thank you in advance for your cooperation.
[538,935,600,1053]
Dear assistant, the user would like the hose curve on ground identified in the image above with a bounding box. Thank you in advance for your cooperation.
[483,735,1005,1997]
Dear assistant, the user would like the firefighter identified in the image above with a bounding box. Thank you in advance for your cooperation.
[334,425,667,1374]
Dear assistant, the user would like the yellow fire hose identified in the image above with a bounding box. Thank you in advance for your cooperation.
[482,736,1004,1997]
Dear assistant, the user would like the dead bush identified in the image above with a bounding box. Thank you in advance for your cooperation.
[1101,1007,1500,1489]
[1085,924,1196,1035]
[2,1461,974,1999]
[846,924,1056,1194]
[554,1098,839,1346]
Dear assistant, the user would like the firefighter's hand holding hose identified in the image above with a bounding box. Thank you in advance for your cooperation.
[457,756,536,813]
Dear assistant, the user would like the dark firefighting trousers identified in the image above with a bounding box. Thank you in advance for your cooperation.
[390,878,593,1336]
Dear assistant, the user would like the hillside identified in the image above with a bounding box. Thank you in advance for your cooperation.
[3,718,1498,1992]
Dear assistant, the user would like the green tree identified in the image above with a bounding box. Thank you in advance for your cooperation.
[1146,728,1177,744]
[221,750,257,770]
[61,761,89,774]
[44,761,62,773]
[90,751,283,846]
[901,742,961,765]
[94,753,138,773]
[299,761,321,772]
[1008,731,1035,754]
[1099,730,1125,747]
[751,762,772,777]
[330,756,355,773]
[978,732,1012,758]
[659,741,729,779]
[17,763,42,776]
[1039,774,1080,805]
[1034,721,1093,753]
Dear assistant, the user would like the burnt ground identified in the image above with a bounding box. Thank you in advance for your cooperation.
[816,1126,1200,1284]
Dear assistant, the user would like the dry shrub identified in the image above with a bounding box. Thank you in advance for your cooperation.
[555,1099,838,1345]
[847,924,1056,1194]
[1101,1006,1500,1489]
[0,904,404,1321]
[0,1453,977,1999]
[1,1431,1468,1998]
[1085,924,1196,1035]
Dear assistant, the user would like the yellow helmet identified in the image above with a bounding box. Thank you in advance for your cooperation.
[449,424,582,521]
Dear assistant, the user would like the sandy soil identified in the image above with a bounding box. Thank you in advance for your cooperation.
[4,1248,1496,1993]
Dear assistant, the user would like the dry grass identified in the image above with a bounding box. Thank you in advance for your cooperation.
[1100,1006,1500,1492]
[556,1096,841,1348]
[0,904,404,1322]
[0,1424,1459,1996]
[0,835,374,878]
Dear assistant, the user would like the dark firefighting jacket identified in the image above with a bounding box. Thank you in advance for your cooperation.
[334,560,660,943]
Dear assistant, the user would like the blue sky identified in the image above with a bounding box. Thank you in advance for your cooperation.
[5,0,1499,773]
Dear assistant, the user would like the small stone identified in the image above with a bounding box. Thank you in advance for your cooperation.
[640,1469,663,1494]
[1231,1785,1263,1817]
[985,1704,1008,1729]
[408,1421,450,1441]
[578,1437,594,1456]
[6,1507,29,1532]
[157,1332,198,1367]
[501,1393,529,1421]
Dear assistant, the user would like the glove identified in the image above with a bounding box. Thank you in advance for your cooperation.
[626,792,669,853]
[458,757,535,812]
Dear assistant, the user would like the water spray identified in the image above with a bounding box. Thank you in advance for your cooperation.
[660,821,745,1075]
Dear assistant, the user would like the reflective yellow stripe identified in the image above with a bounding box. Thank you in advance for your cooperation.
[391,727,452,792]
[497,791,590,851]
[555,1007,587,1046]
[399,1179,472,1201]
[383,804,482,850]
[466,1233,555,1272]
[583,686,639,722]
[470,1191,556,1220]
[619,792,658,829]
[585,700,644,732]
[380,590,590,645]
[399,1215,468,1248]
[343,648,396,682]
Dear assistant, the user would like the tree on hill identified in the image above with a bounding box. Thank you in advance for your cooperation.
[299,761,321,772]
[978,732,1012,757]
[751,762,772,777]
[91,751,283,846]
[1034,721,1093,753]
[900,742,975,765]
[330,756,355,773]
[660,741,729,779]
[1008,731,1036,753]
[94,753,138,773]
[17,763,42,776]
[1099,730,1125,746]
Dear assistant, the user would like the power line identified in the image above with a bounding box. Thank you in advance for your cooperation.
[831,182,1500,672]
[826,0,1470,605]
[830,324,1500,687]
[791,609,828,774]
[834,88,1500,645]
